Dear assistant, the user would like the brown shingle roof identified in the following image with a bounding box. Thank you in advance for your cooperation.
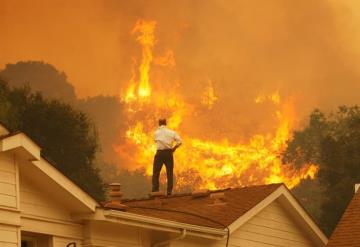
[327,190,360,247]
[121,183,282,229]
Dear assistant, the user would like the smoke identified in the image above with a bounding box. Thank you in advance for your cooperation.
[1,0,360,164]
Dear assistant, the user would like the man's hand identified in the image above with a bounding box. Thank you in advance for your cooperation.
[172,143,181,153]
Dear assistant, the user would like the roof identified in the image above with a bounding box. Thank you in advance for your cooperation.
[101,183,327,245]
[122,184,282,229]
[327,189,360,246]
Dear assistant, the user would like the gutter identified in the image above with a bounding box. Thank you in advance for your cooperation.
[102,209,227,239]
[152,229,187,247]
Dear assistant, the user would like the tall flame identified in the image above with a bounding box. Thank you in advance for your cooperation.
[124,20,156,102]
[116,20,318,191]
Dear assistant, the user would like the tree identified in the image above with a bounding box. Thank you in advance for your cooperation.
[0,79,105,200]
[283,106,360,235]
[100,162,151,199]
[0,61,76,101]
[76,95,128,165]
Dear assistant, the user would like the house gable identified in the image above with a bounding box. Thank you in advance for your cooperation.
[228,185,327,247]
[231,199,316,247]
[0,123,98,213]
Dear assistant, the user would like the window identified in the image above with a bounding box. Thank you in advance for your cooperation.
[21,232,49,247]
[21,236,36,247]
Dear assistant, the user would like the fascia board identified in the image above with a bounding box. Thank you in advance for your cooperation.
[104,209,227,239]
[280,188,328,245]
[0,133,41,160]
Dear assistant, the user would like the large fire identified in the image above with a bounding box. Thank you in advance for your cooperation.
[115,20,318,191]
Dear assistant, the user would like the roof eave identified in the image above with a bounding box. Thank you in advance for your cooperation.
[74,208,227,240]
[0,132,41,161]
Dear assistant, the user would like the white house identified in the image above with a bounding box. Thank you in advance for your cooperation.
[0,123,328,247]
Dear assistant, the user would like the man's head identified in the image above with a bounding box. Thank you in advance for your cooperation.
[158,118,167,126]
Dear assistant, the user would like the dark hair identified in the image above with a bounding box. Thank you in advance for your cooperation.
[159,119,167,126]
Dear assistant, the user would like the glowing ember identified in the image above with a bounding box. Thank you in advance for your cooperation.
[255,91,281,105]
[116,20,318,191]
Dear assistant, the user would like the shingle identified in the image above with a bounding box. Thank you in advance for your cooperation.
[327,190,360,246]
[118,183,282,229]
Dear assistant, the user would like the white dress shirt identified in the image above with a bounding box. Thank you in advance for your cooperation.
[154,125,182,150]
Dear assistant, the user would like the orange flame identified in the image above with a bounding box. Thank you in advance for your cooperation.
[116,20,318,191]
[123,20,156,103]
[255,91,281,105]
[201,80,218,109]
[154,50,176,67]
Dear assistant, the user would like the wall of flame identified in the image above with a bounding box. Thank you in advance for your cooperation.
[114,20,318,192]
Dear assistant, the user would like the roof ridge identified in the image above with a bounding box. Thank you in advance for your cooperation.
[122,188,229,203]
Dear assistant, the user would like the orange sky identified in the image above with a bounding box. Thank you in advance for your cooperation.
[0,0,359,115]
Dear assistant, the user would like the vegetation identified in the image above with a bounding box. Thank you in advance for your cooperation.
[100,163,151,199]
[283,106,360,235]
[0,61,76,101]
[0,79,105,201]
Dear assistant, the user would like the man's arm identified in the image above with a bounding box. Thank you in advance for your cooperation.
[172,132,182,152]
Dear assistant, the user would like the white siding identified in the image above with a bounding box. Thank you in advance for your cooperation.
[21,217,83,240]
[0,153,20,247]
[0,153,17,209]
[228,200,315,247]
[84,221,143,247]
[0,225,19,247]
[20,173,75,222]
[19,171,83,240]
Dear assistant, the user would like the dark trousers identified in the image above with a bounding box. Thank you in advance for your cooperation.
[152,149,174,195]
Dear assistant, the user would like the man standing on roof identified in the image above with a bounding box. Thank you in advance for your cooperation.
[152,118,182,196]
